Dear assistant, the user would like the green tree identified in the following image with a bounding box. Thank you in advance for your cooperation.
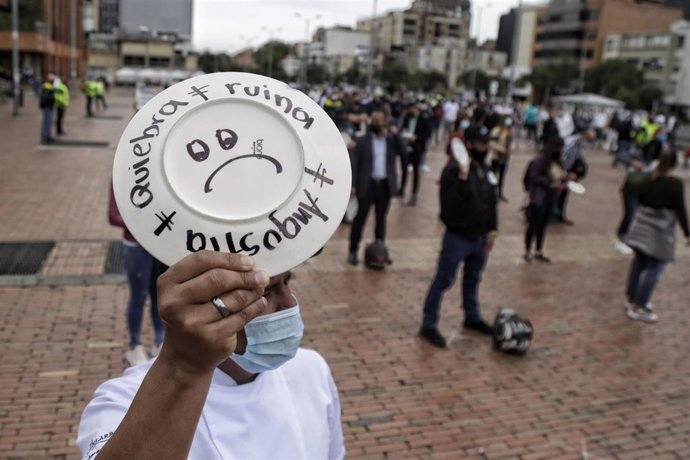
[408,70,447,92]
[584,59,644,98]
[198,52,243,73]
[458,70,489,93]
[253,40,291,80]
[520,61,577,104]
[377,63,409,88]
[306,63,329,84]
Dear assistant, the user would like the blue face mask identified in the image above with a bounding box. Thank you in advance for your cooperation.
[230,301,304,374]
[460,120,470,130]
[658,134,668,143]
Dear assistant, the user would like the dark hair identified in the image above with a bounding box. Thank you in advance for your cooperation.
[656,152,677,175]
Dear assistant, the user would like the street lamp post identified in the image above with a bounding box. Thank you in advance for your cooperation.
[506,0,523,103]
[11,0,20,116]
[471,2,492,98]
[295,13,321,86]
[261,27,282,78]
[367,0,377,94]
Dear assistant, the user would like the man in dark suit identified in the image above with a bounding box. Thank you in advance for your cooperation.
[348,110,404,266]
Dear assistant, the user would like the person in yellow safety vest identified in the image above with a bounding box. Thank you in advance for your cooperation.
[39,73,56,144]
[53,75,70,136]
[635,115,659,148]
[84,77,97,117]
[94,78,108,111]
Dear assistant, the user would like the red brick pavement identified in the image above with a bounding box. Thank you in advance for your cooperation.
[1,90,690,459]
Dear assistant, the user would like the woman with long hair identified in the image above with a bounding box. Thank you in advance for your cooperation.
[624,152,689,322]
[523,138,566,262]
[489,115,514,201]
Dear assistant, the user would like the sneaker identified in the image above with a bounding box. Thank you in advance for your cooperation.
[498,196,509,203]
[421,164,431,172]
[624,300,633,312]
[523,253,532,263]
[150,343,163,357]
[418,327,447,348]
[626,307,658,323]
[534,253,551,263]
[407,164,413,172]
[615,241,634,255]
[126,345,149,366]
[347,252,359,266]
[463,319,495,336]
[406,195,417,206]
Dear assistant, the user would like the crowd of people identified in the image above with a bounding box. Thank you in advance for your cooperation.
[69,82,688,458]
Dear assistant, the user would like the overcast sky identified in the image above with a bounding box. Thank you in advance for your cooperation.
[192,0,531,54]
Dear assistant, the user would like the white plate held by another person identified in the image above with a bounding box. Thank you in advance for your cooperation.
[567,181,586,194]
[450,138,470,170]
[112,72,352,276]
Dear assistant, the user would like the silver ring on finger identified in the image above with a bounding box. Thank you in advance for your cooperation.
[212,296,231,319]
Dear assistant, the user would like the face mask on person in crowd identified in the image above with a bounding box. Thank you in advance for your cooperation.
[230,300,304,374]
[460,120,471,130]
[469,146,488,164]
[658,133,668,143]
[371,123,384,135]
[504,118,513,127]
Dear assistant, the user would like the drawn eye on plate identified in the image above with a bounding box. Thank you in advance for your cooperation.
[184,128,284,193]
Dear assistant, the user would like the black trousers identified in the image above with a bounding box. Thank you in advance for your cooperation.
[525,202,551,253]
[491,156,509,198]
[555,188,570,220]
[96,94,107,110]
[55,107,65,134]
[400,147,423,196]
[349,179,391,253]
[86,96,93,116]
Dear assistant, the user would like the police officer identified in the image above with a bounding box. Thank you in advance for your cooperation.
[39,73,56,144]
[53,75,70,136]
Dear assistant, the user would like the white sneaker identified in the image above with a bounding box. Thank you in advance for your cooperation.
[421,164,431,172]
[624,301,633,312]
[150,343,163,357]
[626,307,658,323]
[615,241,633,255]
[407,164,413,172]
[126,345,149,367]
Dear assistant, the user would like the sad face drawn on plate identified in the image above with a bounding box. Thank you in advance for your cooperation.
[185,128,284,193]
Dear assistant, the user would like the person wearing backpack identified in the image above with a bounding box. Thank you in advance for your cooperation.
[39,73,56,144]
[523,138,566,262]
[624,152,690,323]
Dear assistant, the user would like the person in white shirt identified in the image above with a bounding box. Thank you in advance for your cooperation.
[77,252,345,459]
[442,98,460,140]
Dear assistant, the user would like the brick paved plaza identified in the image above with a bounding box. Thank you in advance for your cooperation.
[1,89,689,459]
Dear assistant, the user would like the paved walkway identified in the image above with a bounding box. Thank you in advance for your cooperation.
[1,89,690,459]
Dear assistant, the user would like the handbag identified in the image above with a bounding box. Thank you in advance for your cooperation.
[624,205,677,261]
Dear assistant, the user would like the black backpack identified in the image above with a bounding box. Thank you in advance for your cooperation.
[364,240,389,270]
[493,308,533,355]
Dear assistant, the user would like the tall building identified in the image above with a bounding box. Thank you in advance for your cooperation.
[602,19,690,106]
[99,0,119,34]
[119,0,192,40]
[497,4,543,68]
[356,0,471,86]
[0,0,87,80]
[533,0,683,70]
[496,9,516,63]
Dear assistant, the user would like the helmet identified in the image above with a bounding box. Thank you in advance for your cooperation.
[493,308,533,355]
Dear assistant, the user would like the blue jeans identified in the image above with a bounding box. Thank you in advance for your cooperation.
[422,230,488,328]
[626,251,666,307]
[123,244,164,347]
[41,107,53,142]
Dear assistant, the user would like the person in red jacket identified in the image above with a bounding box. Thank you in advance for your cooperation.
[108,182,164,366]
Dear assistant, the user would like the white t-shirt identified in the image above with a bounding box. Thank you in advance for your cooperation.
[442,100,460,123]
[77,348,345,460]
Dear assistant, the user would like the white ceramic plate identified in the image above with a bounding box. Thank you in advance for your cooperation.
[567,181,586,194]
[112,72,351,275]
